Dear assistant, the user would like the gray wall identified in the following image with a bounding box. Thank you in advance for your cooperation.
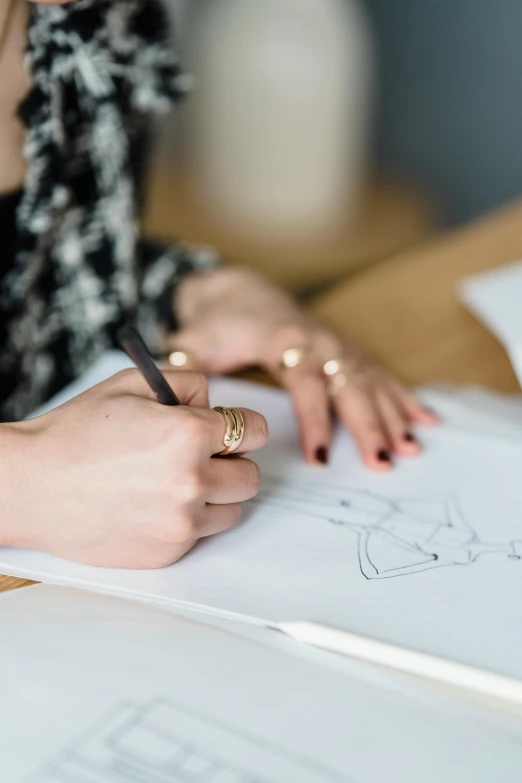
[364,0,522,223]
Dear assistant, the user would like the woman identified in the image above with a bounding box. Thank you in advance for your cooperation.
[0,0,435,568]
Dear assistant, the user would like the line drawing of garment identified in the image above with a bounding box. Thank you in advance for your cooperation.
[254,476,522,579]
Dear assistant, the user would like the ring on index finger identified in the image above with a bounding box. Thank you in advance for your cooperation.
[213,406,245,455]
[280,345,313,371]
[323,357,369,395]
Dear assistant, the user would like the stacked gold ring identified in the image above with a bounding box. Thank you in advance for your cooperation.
[280,345,312,370]
[213,406,245,455]
[323,357,367,394]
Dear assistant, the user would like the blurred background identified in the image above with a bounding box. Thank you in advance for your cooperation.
[144,0,522,295]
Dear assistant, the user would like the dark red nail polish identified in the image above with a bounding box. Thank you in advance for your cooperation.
[377,449,391,463]
[316,446,328,465]
[403,432,416,443]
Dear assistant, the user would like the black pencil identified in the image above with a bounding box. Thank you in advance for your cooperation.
[117,326,181,406]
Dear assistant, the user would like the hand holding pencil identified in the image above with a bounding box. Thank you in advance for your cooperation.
[4,336,268,569]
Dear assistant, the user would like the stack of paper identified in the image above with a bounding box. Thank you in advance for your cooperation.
[1,352,522,692]
[3,261,522,778]
[2,347,522,778]
[2,585,521,782]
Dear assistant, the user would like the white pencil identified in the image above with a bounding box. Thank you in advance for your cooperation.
[276,621,522,708]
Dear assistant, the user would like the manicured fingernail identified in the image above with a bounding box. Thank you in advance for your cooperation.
[377,449,391,463]
[403,432,417,443]
[315,446,329,465]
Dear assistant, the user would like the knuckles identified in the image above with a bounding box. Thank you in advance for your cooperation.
[152,506,200,545]
[172,511,200,543]
[275,323,309,351]
[170,408,209,447]
[176,473,206,506]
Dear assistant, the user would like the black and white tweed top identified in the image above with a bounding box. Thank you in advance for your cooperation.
[0,0,214,422]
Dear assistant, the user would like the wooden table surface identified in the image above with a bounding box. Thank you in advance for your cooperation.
[2,199,522,595]
[312,198,522,392]
[0,576,35,592]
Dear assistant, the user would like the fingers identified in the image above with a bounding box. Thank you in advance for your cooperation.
[198,502,243,538]
[278,366,332,465]
[205,456,261,504]
[109,368,210,407]
[387,379,439,426]
[168,464,256,548]
[270,356,425,470]
[373,387,421,457]
[334,375,429,469]
[162,497,247,552]
[333,370,437,468]
[190,406,269,456]
[332,380,394,472]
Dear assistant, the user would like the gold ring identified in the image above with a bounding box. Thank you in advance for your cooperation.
[323,357,368,394]
[213,406,245,455]
[168,349,194,368]
[280,346,311,370]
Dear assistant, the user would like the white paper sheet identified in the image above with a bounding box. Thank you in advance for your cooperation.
[4,353,522,683]
[1,585,521,782]
[419,385,522,441]
[459,259,522,387]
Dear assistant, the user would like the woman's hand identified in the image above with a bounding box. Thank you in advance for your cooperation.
[168,268,436,470]
[1,369,267,568]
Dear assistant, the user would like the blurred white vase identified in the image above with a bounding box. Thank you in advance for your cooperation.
[177,0,374,242]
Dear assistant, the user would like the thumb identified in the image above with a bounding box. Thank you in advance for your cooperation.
[105,368,210,408]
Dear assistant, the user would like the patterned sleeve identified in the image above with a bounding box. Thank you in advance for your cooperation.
[135,239,219,354]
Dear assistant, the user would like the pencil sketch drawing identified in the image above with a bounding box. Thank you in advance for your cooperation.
[255,476,522,579]
[31,698,352,783]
